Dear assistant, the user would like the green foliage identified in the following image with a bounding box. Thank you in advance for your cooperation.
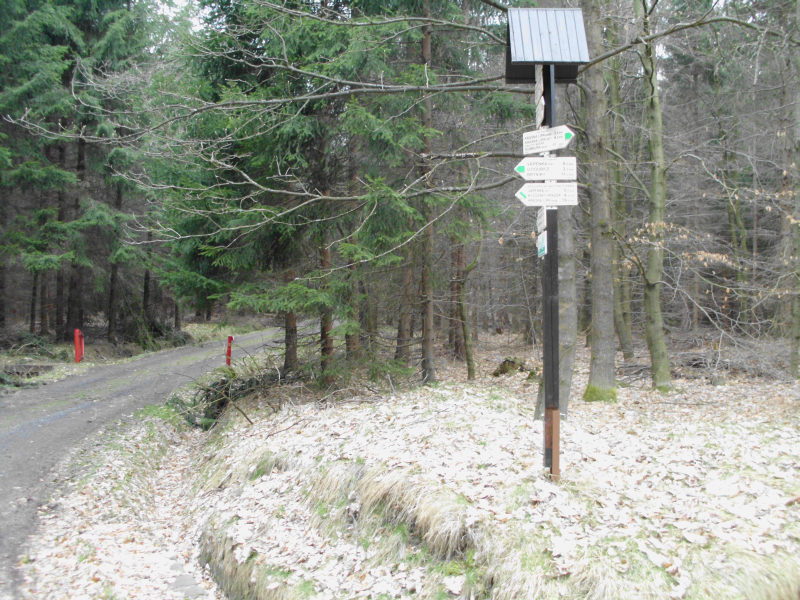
[229,281,335,315]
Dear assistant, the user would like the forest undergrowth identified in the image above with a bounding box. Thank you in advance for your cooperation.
[18,333,800,600]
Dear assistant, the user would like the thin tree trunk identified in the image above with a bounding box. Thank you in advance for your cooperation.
[584,0,617,400]
[39,273,49,334]
[607,46,635,360]
[142,230,152,326]
[174,299,181,331]
[346,264,360,359]
[0,259,5,332]
[359,280,377,349]
[788,2,800,376]
[449,242,466,360]
[395,262,414,362]
[459,240,481,380]
[64,140,85,340]
[420,0,436,384]
[108,182,123,340]
[142,267,151,323]
[320,246,334,384]
[635,0,671,389]
[786,5,800,376]
[0,198,6,331]
[284,269,298,372]
[54,146,66,340]
[29,272,38,334]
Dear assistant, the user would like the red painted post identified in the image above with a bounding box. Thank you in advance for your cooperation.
[226,335,234,366]
[74,329,84,363]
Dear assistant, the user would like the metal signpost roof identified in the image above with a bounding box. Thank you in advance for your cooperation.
[505,8,589,84]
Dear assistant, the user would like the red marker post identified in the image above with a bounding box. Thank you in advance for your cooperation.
[226,335,234,366]
[74,329,85,363]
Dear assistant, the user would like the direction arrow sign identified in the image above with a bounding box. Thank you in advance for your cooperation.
[522,125,575,155]
[515,157,577,181]
[516,182,578,207]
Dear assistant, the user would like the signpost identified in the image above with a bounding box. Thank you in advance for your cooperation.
[522,125,575,155]
[507,7,589,482]
[515,157,577,181]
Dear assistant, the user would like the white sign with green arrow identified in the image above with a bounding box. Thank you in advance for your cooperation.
[515,182,578,207]
[514,156,576,181]
[522,125,575,155]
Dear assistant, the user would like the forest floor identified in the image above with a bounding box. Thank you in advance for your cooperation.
[16,334,800,600]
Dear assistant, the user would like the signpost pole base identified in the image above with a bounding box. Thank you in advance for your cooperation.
[546,407,560,480]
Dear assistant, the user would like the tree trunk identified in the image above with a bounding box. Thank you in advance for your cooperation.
[142,267,151,323]
[584,0,617,401]
[419,0,436,384]
[346,263,360,359]
[284,269,298,372]
[635,0,671,389]
[142,231,152,326]
[359,280,377,349]
[29,272,38,334]
[320,246,334,384]
[0,259,5,332]
[420,228,437,383]
[395,262,414,363]
[607,45,635,360]
[0,199,6,331]
[786,4,799,377]
[449,242,466,361]
[108,182,123,340]
[54,146,66,340]
[39,273,49,335]
[459,241,481,380]
[64,141,85,341]
[173,299,181,331]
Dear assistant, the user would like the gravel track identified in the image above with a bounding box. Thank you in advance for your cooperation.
[0,328,280,600]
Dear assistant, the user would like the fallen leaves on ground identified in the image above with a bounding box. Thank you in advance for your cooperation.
[19,338,800,599]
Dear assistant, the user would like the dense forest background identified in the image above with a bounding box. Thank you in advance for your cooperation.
[1,0,798,399]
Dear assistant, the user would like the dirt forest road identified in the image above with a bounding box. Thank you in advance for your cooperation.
[0,328,281,600]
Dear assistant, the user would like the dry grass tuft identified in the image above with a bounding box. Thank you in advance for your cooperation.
[357,466,478,560]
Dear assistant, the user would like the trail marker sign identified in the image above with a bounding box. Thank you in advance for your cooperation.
[515,182,578,207]
[537,231,547,257]
[515,156,576,181]
[522,125,575,155]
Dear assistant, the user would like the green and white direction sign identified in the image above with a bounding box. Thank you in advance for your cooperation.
[522,125,575,155]
[515,156,576,181]
[515,182,578,207]
[537,231,547,257]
